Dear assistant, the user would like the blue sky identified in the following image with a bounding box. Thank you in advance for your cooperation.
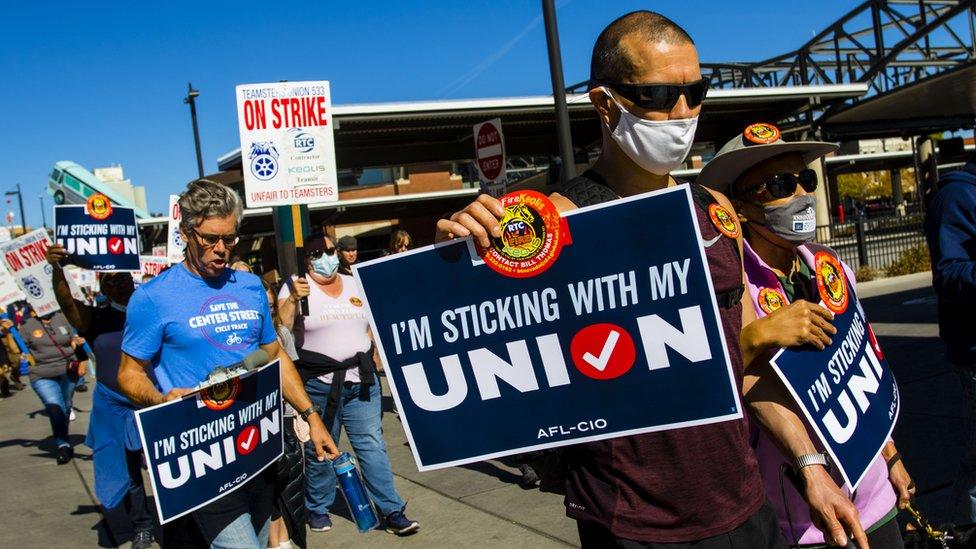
[1,1,848,226]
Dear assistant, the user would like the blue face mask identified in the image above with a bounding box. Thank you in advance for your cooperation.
[311,253,340,277]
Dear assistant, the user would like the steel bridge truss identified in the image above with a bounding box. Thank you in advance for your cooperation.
[703,0,976,95]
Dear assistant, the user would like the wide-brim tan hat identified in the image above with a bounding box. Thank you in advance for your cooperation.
[697,123,838,192]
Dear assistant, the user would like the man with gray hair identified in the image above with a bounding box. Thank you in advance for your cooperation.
[118,179,339,547]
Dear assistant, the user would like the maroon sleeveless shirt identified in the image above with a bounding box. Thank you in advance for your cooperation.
[559,173,765,542]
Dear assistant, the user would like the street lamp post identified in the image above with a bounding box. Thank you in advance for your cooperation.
[39,196,47,228]
[542,0,575,185]
[5,184,26,235]
[184,82,205,179]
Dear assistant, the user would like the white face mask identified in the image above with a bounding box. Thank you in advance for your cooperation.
[601,88,699,176]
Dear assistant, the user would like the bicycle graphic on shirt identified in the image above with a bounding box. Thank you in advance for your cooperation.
[225,333,243,346]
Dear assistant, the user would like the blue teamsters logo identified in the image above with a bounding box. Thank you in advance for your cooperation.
[171,226,184,249]
[21,276,43,299]
[249,142,279,181]
[289,128,315,153]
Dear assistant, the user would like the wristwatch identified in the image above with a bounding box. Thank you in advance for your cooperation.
[299,404,321,421]
[794,452,829,472]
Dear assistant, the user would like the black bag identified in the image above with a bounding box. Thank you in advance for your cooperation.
[903,503,976,548]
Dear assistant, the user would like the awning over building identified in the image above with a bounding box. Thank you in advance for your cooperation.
[218,84,868,171]
[820,61,976,139]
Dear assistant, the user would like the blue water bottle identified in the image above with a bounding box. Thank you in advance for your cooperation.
[19,355,29,377]
[333,452,379,532]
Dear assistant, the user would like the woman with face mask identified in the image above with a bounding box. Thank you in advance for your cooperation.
[277,235,419,538]
[699,123,912,548]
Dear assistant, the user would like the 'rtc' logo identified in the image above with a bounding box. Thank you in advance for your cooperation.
[289,128,315,153]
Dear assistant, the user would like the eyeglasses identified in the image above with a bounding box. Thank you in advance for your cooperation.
[742,169,819,199]
[306,246,337,259]
[192,228,240,248]
[594,78,709,110]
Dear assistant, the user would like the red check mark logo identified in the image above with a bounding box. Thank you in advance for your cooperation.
[108,237,123,255]
[570,323,636,380]
[236,425,258,455]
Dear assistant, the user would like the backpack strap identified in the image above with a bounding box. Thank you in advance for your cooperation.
[557,171,621,207]
[688,182,745,309]
[689,181,719,210]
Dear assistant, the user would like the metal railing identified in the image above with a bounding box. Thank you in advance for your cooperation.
[815,212,927,270]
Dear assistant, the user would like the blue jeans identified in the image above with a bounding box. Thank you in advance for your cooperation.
[304,377,405,516]
[954,365,976,523]
[30,375,77,448]
[208,513,270,549]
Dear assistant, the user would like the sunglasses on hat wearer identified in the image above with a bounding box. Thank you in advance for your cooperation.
[305,246,337,260]
[593,78,709,110]
[741,169,818,199]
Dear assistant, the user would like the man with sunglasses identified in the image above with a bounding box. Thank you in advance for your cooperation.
[437,11,869,549]
[278,235,419,536]
[117,179,340,548]
[699,124,913,548]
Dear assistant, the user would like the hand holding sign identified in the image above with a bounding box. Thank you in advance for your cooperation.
[45,243,69,265]
[755,301,837,351]
[435,193,505,247]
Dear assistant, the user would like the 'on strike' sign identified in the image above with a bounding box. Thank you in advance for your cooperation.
[235,81,338,208]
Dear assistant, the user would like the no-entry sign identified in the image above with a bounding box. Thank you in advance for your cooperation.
[474,118,506,195]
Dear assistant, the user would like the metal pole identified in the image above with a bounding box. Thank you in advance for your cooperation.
[38,196,47,228]
[16,184,25,234]
[542,0,575,184]
[184,83,205,179]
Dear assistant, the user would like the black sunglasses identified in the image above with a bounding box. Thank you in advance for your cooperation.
[594,78,709,110]
[306,246,337,260]
[743,169,818,199]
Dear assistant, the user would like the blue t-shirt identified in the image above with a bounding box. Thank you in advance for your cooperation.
[122,263,277,392]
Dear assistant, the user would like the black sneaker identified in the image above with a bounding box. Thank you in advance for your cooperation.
[56,446,74,465]
[518,463,541,488]
[308,511,332,532]
[384,507,419,536]
[132,529,154,549]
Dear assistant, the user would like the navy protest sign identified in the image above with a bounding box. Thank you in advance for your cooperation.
[54,194,140,272]
[135,361,283,523]
[354,186,741,471]
[770,255,899,489]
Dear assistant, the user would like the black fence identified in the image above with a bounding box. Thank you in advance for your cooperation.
[815,212,927,271]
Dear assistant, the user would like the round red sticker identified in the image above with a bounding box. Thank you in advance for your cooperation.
[708,203,740,239]
[814,252,849,315]
[757,288,786,315]
[480,190,564,278]
[743,123,781,145]
[86,193,114,221]
[201,377,241,411]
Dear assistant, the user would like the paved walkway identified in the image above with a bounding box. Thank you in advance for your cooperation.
[0,271,958,547]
